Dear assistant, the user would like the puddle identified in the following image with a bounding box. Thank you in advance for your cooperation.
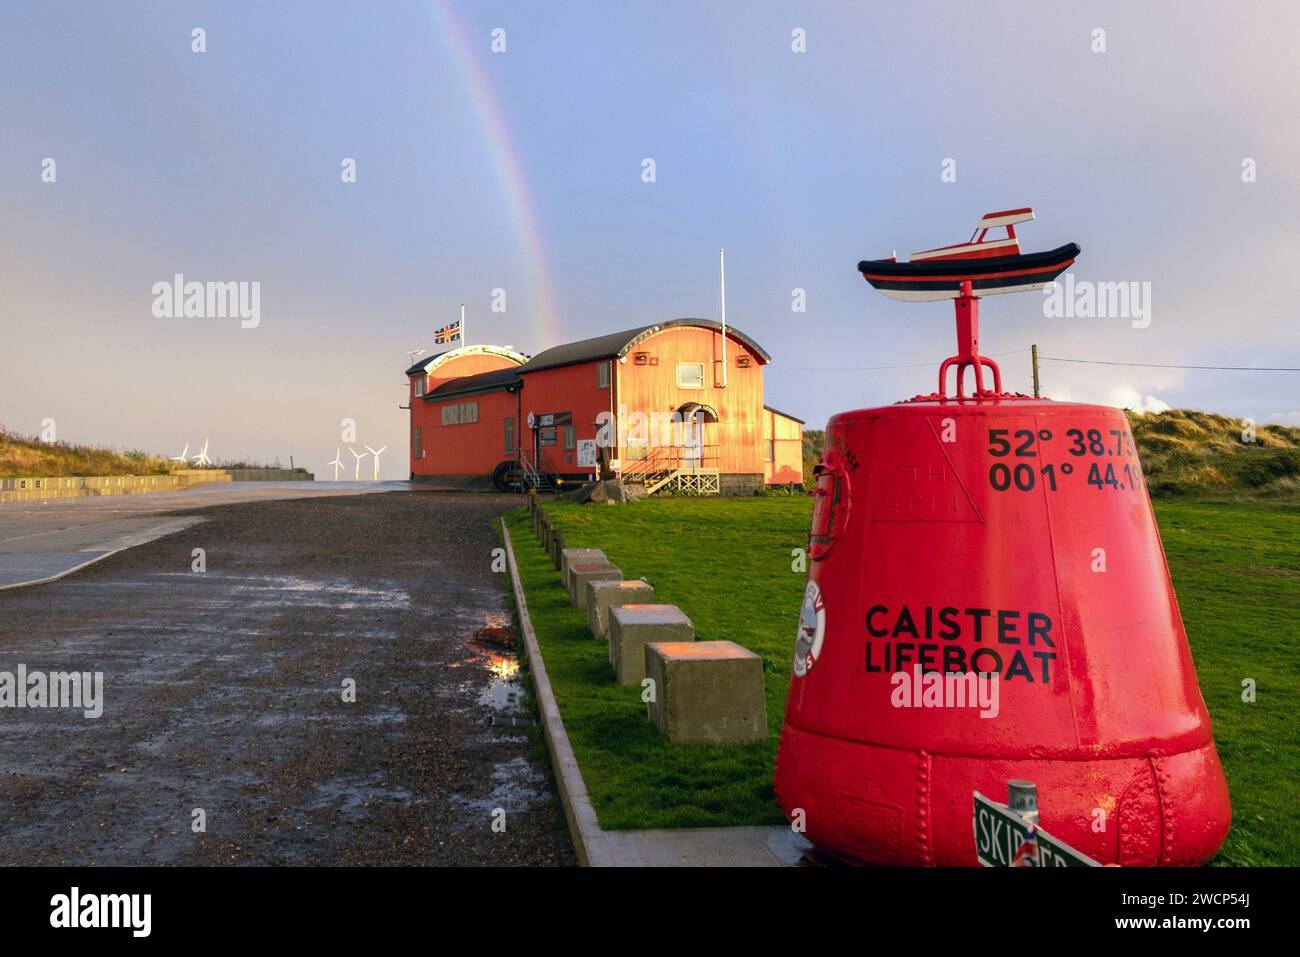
[188,573,414,610]
[456,623,529,718]
[304,772,414,820]
[450,756,547,818]
[438,618,535,729]
[471,645,522,711]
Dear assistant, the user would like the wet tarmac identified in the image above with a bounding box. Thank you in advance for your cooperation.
[0,480,401,588]
[0,491,575,866]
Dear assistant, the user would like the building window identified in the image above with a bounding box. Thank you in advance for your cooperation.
[504,416,514,453]
[764,439,774,462]
[414,377,426,397]
[441,400,479,426]
[414,427,423,459]
[676,362,705,389]
[597,362,610,389]
[563,425,576,449]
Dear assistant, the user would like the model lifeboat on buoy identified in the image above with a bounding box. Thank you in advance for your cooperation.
[775,209,1231,867]
[858,208,1080,302]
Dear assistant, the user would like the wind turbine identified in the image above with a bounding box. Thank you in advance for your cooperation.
[349,447,368,481]
[169,443,190,465]
[365,445,387,481]
[191,438,212,467]
[327,448,345,481]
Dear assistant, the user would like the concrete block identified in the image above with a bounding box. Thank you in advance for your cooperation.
[559,548,607,584]
[586,580,655,642]
[609,604,693,684]
[568,563,620,609]
[644,640,766,744]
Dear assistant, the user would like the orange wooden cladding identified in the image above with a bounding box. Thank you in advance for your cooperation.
[613,326,766,474]
[763,406,804,484]
[407,322,804,484]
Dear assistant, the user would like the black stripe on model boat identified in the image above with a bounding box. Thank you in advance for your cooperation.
[857,242,1081,278]
[863,265,1073,294]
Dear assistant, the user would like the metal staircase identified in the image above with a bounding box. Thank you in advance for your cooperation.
[518,452,557,492]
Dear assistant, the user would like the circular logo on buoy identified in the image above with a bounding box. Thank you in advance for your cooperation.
[793,580,826,678]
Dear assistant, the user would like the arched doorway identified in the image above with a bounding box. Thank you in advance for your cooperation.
[676,402,718,467]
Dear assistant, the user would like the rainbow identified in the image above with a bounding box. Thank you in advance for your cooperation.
[425,1,561,347]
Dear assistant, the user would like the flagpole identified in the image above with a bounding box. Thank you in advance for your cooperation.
[719,248,727,388]
[460,303,466,346]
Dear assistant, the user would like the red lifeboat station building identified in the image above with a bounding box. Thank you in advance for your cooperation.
[404,319,803,492]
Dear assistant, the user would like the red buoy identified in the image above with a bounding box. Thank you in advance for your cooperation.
[775,211,1231,865]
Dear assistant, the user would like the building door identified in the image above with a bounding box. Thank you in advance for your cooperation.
[676,403,718,468]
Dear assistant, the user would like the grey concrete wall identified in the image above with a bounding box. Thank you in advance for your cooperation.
[719,473,765,496]
[0,469,313,502]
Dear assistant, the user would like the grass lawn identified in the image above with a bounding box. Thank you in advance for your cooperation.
[505,495,1299,863]
[1148,498,1300,866]
[504,497,809,829]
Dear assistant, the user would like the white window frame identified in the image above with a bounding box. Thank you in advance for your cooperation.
[676,362,705,389]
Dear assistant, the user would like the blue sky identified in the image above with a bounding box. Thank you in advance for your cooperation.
[3,1,1297,478]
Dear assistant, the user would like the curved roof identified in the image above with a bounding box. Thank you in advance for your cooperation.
[422,367,522,402]
[517,319,771,374]
[405,343,528,377]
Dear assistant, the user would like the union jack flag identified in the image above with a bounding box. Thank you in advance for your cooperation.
[1011,823,1040,867]
[434,319,462,345]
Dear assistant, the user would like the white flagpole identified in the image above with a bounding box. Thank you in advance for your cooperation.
[719,248,727,388]
[460,303,466,345]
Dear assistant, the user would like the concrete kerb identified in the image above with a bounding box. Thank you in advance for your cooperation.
[501,518,621,867]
